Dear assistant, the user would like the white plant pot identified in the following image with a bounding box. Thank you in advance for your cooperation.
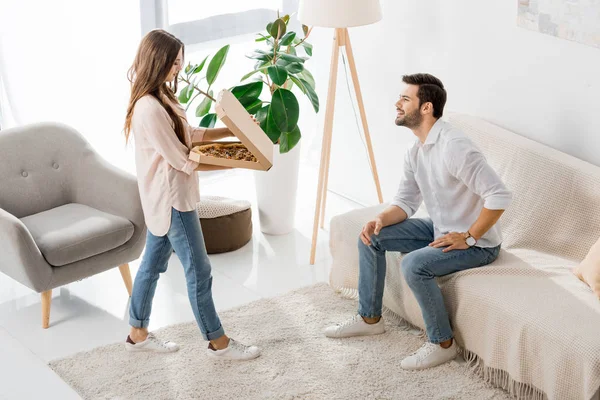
[254,143,301,235]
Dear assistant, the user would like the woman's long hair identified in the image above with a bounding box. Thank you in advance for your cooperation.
[124,29,186,145]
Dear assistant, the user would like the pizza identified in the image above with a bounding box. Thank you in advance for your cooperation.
[193,143,257,162]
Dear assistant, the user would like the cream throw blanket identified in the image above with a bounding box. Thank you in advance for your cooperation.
[329,113,600,400]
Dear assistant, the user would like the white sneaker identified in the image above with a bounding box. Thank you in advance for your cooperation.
[125,333,180,353]
[400,340,457,370]
[324,314,385,338]
[206,338,261,361]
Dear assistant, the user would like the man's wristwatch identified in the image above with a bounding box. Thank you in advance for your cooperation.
[464,231,477,247]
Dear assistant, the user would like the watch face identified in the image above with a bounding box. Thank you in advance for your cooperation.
[466,236,476,246]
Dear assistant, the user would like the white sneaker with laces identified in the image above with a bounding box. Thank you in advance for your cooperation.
[206,338,261,361]
[324,314,385,338]
[400,340,457,370]
[125,333,179,353]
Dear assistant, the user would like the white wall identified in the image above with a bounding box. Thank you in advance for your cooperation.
[305,0,600,206]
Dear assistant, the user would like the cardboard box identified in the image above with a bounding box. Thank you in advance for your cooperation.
[189,90,273,171]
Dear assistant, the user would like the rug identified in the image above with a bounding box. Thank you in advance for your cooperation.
[50,283,512,400]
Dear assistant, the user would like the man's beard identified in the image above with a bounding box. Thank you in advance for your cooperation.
[395,108,423,129]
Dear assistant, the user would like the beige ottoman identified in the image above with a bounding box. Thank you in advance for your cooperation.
[196,196,252,254]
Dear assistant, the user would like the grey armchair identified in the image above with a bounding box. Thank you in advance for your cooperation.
[0,122,146,328]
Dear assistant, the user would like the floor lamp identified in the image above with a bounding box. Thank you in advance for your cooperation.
[298,0,384,265]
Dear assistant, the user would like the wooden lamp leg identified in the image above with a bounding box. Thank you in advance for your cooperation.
[119,263,133,296]
[343,29,384,203]
[41,290,52,329]
[310,29,341,265]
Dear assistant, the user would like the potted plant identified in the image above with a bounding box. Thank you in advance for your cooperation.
[178,14,319,235]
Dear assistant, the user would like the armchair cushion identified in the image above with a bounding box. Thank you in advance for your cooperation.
[20,203,134,267]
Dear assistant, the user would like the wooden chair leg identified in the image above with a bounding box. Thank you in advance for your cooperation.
[41,290,52,329]
[119,263,133,297]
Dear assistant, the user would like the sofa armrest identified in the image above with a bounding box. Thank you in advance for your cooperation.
[71,155,146,241]
[0,208,53,292]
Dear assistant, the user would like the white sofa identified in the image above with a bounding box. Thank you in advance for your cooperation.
[329,113,600,400]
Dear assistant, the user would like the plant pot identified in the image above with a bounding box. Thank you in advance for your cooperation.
[254,143,301,235]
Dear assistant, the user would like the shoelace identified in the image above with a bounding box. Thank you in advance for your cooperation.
[229,339,252,353]
[147,334,170,349]
[412,342,438,361]
[338,315,361,329]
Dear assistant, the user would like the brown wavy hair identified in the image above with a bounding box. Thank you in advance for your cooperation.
[124,29,186,145]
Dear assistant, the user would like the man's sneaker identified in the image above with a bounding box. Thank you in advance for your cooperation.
[206,338,261,361]
[125,333,180,353]
[400,340,457,370]
[324,314,385,338]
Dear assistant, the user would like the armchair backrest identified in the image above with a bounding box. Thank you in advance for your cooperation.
[0,122,95,218]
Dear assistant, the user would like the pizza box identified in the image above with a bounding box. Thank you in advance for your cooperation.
[189,89,273,171]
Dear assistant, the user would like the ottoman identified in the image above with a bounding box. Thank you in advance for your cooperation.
[196,196,253,254]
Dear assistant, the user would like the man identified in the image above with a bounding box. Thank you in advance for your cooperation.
[324,73,512,370]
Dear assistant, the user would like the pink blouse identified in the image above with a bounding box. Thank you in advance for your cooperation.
[131,94,205,236]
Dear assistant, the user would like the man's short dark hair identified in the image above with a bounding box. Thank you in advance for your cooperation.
[402,73,447,119]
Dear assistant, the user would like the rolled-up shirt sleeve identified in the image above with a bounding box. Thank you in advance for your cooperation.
[133,97,199,175]
[190,127,206,144]
[391,149,423,218]
[445,138,512,210]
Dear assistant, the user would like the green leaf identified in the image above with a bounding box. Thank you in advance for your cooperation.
[266,22,273,35]
[241,70,259,81]
[199,113,217,128]
[184,63,192,74]
[271,88,299,133]
[193,56,208,74]
[178,84,193,104]
[195,91,213,117]
[297,69,316,90]
[231,81,263,104]
[206,45,230,86]
[287,46,297,56]
[244,98,263,115]
[302,42,313,57]
[247,50,273,62]
[255,105,269,128]
[300,78,319,113]
[280,32,296,46]
[277,53,305,64]
[285,62,304,74]
[269,18,286,39]
[255,33,272,43]
[265,107,282,143]
[289,75,306,94]
[282,14,290,25]
[302,25,309,37]
[279,125,301,153]
[267,65,288,86]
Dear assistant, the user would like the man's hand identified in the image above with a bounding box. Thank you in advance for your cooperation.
[360,217,384,246]
[429,232,469,253]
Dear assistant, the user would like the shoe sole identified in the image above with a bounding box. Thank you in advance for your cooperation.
[206,351,262,361]
[325,328,386,339]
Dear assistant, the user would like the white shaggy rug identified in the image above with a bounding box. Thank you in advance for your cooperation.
[50,283,512,400]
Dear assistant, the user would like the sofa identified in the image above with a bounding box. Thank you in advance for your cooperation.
[0,122,146,328]
[329,113,600,400]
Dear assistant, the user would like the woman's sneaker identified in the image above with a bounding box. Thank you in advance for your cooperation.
[324,314,385,338]
[125,333,180,353]
[206,338,261,361]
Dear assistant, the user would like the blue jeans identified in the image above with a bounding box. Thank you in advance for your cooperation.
[358,218,500,344]
[129,208,225,341]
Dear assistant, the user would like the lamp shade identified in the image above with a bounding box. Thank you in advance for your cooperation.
[298,0,382,28]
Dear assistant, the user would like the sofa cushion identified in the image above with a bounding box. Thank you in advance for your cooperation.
[574,237,600,299]
[20,203,134,266]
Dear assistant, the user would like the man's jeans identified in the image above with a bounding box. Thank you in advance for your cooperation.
[130,208,225,341]
[358,218,500,344]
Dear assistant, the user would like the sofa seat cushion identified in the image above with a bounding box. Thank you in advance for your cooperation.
[20,203,134,267]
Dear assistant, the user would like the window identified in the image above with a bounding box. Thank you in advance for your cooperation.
[140,0,297,45]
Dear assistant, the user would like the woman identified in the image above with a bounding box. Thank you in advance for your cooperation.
[122,29,260,361]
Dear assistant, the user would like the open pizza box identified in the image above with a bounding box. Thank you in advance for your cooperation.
[189,89,273,171]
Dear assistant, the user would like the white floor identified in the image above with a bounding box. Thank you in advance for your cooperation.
[0,162,362,400]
